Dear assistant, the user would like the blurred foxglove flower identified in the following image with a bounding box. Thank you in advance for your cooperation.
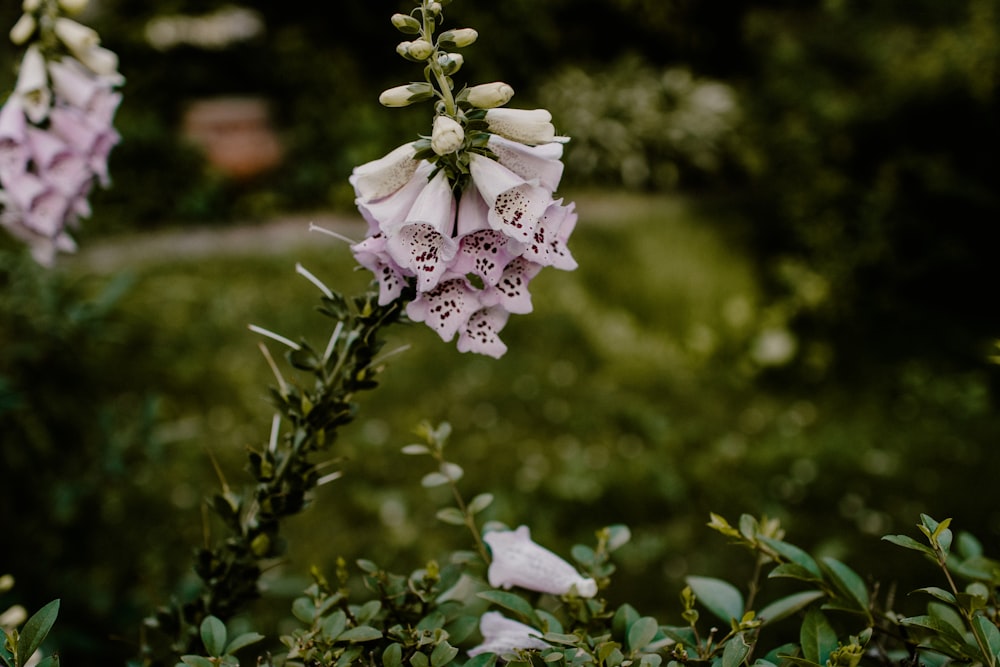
[485,108,563,146]
[484,525,598,597]
[467,611,549,657]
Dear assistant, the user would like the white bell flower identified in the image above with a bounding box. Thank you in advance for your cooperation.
[484,525,598,597]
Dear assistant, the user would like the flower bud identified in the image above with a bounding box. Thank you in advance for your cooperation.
[485,108,557,145]
[9,13,36,45]
[437,52,463,76]
[438,28,478,48]
[15,44,50,124]
[22,0,42,11]
[428,2,443,14]
[390,12,421,34]
[406,39,434,61]
[465,82,514,109]
[378,82,434,107]
[54,17,100,54]
[58,0,89,14]
[431,115,464,155]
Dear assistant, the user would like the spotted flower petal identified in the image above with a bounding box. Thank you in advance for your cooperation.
[487,134,564,192]
[467,611,549,657]
[481,257,542,314]
[484,525,598,598]
[351,233,409,305]
[457,307,510,359]
[450,230,525,287]
[405,278,481,342]
[469,153,551,244]
[521,199,578,270]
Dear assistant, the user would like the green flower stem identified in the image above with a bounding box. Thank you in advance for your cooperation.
[421,0,457,117]
[138,289,407,666]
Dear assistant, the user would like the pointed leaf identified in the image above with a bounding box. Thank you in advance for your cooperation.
[384,643,404,667]
[686,576,744,623]
[722,634,752,667]
[759,537,822,578]
[899,615,966,645]
[422,472,450,488]
[912,587,956,605]
[971,616,1000,664]
[758,591,825,625]
[768,563,823,583]
[180,657,215,667]
[436,507,467,526]
[17,599,59,665]
[820,558,869,612]
[881,535,936,558]
[224,632,264,655]
[200,616,227,657]
[469,493,494,515]
[431,641,460,667]
[464,654,499,667]
[800,608,837,665]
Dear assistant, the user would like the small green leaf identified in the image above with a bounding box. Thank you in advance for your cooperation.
[800,608,837,665]
[899,615,965,645]
[468,493,494,514]
[422,472,450,488]
[543,652,565,663]
[571,545,596,567]
[180,656,215,667]
[640,655,662,667]
[402,444,430,455]
[612,604,640,640]
[972,616,1000,664]
[431,641,459,667]
[445,616,481,644]
[686,576,744,623]
[607,525,632,551]
[758,537,822,578]
[477,591,539,625]
[881,535,936,558]
[17,599,59,665]
[912,587,956,605]
[820,558,870,612]
[410,651,430,667]
[356,600,382,624]
[464,654,498,667]
[768,563,823,583]
[339,626,383,642]
[542,633,580,646]
[627,617,659,652]
[292,597,317,623]
[322,611,348,641]
[957,532,984,560]
[200,616,227,657]
[758,591,825,625]
[384,643,403,667]
[436,507,467,526]
[722,633,752,667]
[224,631,264,655]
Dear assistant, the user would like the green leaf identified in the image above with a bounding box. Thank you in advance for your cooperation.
[612,604,640,640]
[536,610,564,635]
[200,616,227,657]
[912,587,956,605]
[899,615,966,646]
[383,643,403,667]
[464,653,498,667]
[542,633,580,646]
[800,608,837,665]
[445,616,480,645]
[468,493,494,515]
[722,634,752,667]
[758,537,822,578]
[971,616,1000,664]
[820,558,869,612]
[322,611,348,641]
[422,472,450,488]
[640,655,662,667]
[292,596,317,623]
[338,647,364,667]
[957,532,984,560]
[339,625,383,642]
[17,599,59,666]
[357,600,382,624]
[607,525,632,552]
[768,563,823,583]
[224,631,264,655]
[436,507,467,526]
[686,576,744,623]
[881,535,936,558]
[478,591,539,625]
[431,641,459,667]
[627,617,659,652]
[180,657,215,667]
[758,591,825,625]
[402,444,430,455]
[410,651,430,667]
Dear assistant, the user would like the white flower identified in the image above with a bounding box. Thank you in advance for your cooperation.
[349,142,419,202]
[378,82,434,108]
[385,170,459,291]
[9,13,36,45]
[484,525,598,597]
[467,611,550,657]
[466,82,515,109]
[485,108,560,146]
[14,45,50,124]
[53,18,100,55]
[431,115,464,155]
[354,157,432,234]
[439,28,478,48]
[469,153,551,244]
[457,306,510,359]
[487,134,565,192]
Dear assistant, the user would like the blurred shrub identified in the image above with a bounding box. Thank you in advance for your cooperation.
[540,56,740,189]
[733,0,1000,375]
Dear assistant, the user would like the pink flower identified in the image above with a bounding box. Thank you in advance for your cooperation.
[481,257,542,315]
[405,278,482,342]
[484,525,598,598]
[521,200,578,271]
[469,153,552,244]
[467,612,549,657]
[487,134,565,192]
[456,307,510,359]
[0,99,30,183]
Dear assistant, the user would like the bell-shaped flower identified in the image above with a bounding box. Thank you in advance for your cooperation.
[53,18,99,57]
[27,127,92,197]
[466,82,515,109]
[406,278,481,342]
[521,200,578,271]
[481,257,542,315]
[457,307,510,359]
[467,611,549,657]
[351,233,409,305]
[450,229,524,287]
[431,115,464,156]
[469,153,551,244]
[487,134,564,192]
[74,44,121,79]
[6,172,69,238]
[0,200,77,267]
[386,169,458,291]
[485,108,560,146]
[48,57,106,110]
[484,525,598,598]
[15,45,51,124]
[350,142,420,203]
[0,98,30,183]
[355,159,432,235]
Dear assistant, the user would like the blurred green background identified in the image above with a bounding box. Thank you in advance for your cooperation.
[1,0,999,664]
